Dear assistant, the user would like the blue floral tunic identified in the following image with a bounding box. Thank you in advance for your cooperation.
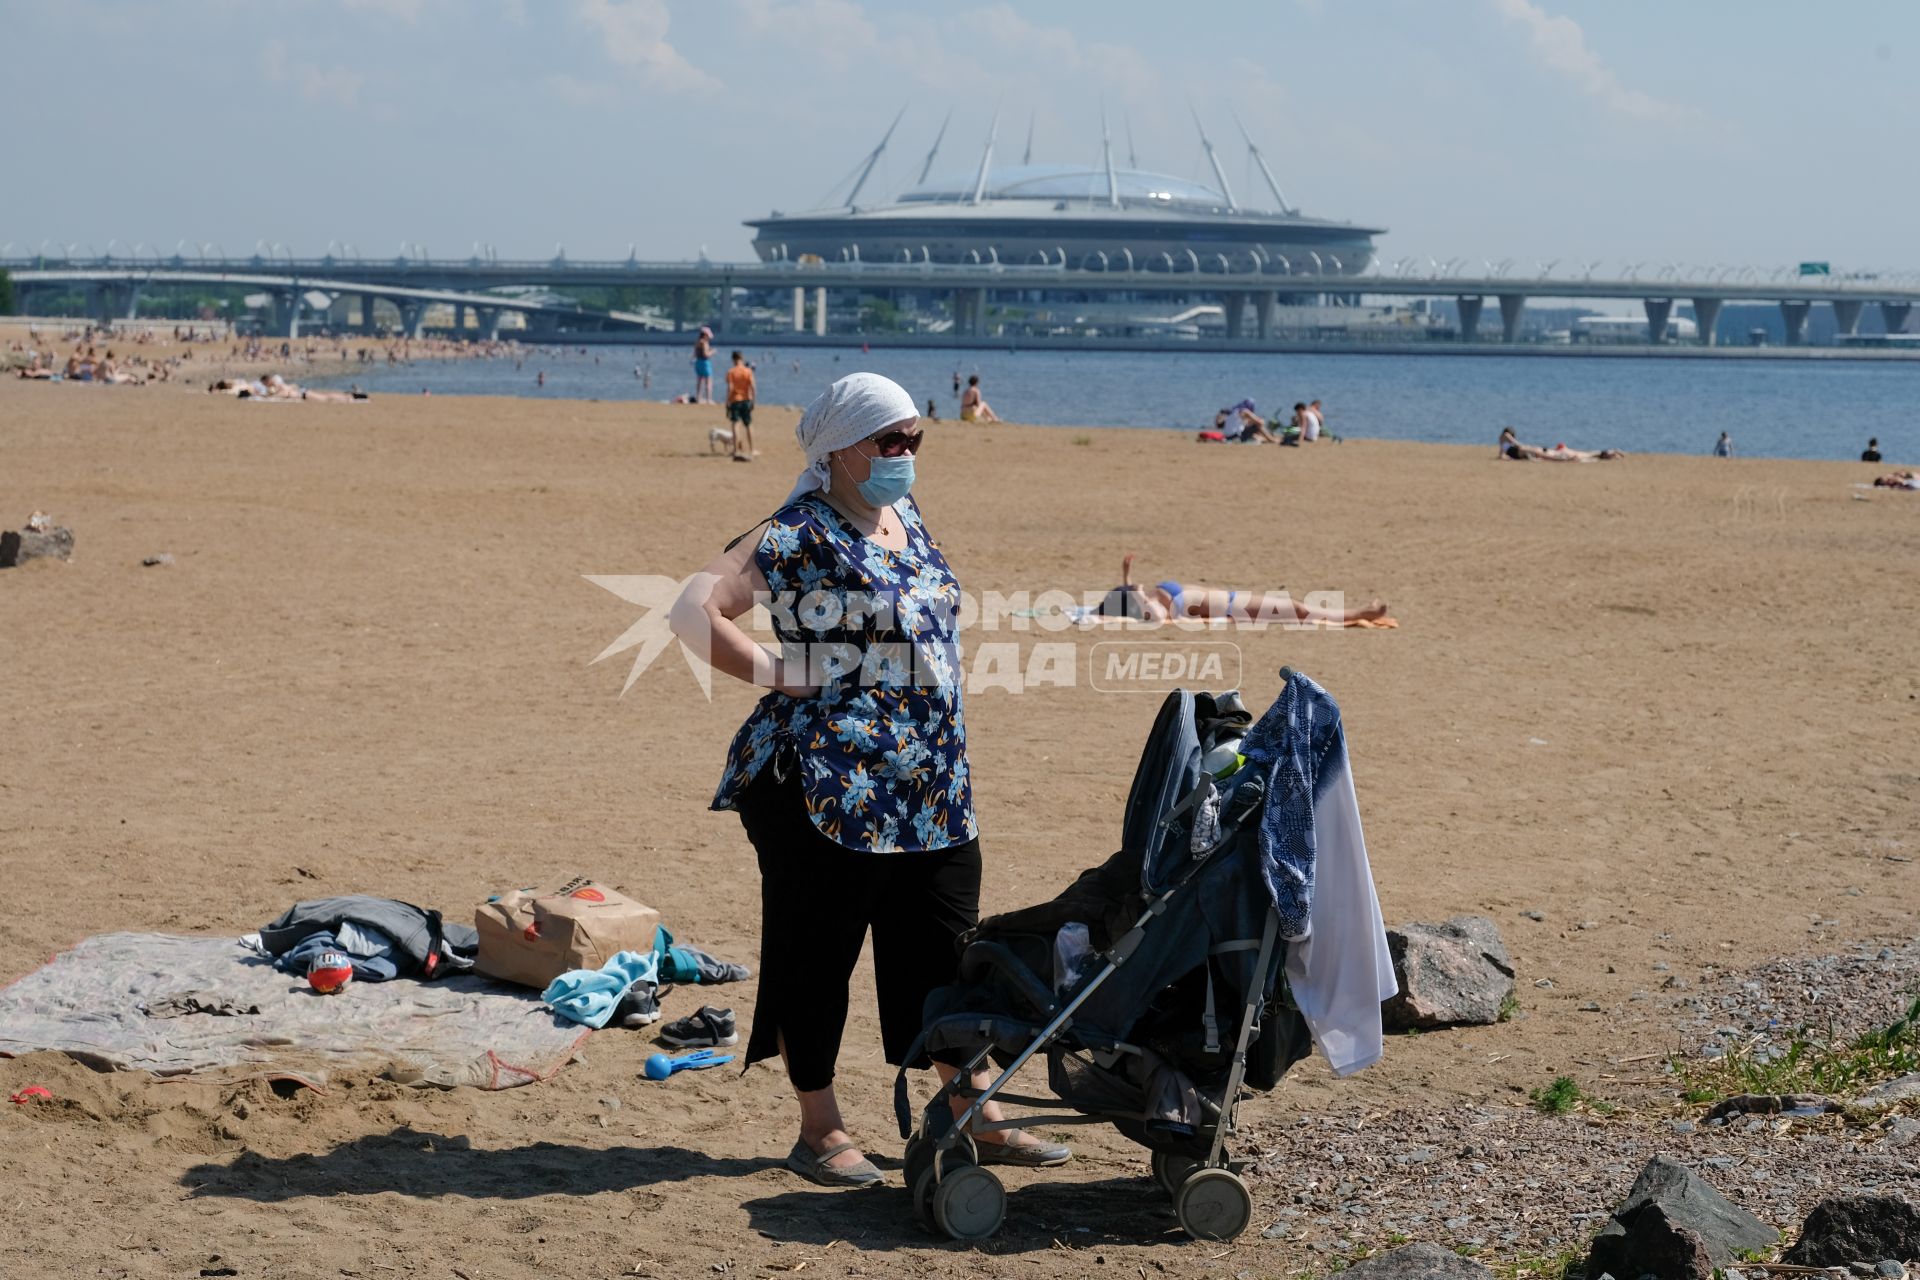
[711,494,978,853]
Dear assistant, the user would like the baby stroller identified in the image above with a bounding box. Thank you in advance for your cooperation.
[894,671,1335,1244]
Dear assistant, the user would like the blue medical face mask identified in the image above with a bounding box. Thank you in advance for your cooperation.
[855,453,915,507]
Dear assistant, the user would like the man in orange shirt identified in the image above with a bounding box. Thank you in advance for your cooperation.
[723,351,756,462]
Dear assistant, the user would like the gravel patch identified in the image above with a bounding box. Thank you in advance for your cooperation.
[1672,936,1920,1062]
[1241,1104,1918,1264]
[1236,938,1920,1268]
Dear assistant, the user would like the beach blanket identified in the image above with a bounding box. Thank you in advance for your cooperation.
[0,933,589,1088]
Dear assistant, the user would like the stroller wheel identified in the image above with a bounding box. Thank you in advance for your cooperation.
[931,1164,1006,1242]
[1151,1151,1201,1195]
[1174,1168,1253,1242]
[907,1135,979,1233]
[1151,1146,1232,1195]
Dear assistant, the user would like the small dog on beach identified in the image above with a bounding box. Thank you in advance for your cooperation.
[708,427,735,454]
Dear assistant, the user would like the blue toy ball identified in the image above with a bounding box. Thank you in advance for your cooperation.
[642,1048,732,1081]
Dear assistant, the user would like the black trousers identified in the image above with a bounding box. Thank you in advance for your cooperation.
[736,762,981,1093]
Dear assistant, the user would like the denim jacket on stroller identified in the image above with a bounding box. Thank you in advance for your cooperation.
[893,669,1392,1243]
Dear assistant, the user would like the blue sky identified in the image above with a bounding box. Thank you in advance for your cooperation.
[5,0,1916,270]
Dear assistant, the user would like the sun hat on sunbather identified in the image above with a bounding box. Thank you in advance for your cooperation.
[782,372,920,506]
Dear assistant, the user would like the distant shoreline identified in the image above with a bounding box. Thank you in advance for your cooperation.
[468,329,1920,361]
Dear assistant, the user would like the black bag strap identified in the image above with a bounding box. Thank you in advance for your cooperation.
[723,514,778,554]
[421,909,446,979]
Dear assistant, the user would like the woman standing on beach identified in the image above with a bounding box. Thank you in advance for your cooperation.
[670,372,1068,1188]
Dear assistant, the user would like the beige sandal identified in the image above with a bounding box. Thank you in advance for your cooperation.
[786,1138,884,1188]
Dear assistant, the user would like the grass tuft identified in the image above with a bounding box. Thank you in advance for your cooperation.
[1671,991,1920,1105]
[1530,1075,1615,1116]
[1495,1246,1586,1280]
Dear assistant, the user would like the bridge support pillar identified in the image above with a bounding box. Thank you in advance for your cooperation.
[1832,299,1863,337]
[1497,294,1526,343]
[792,287,805,332]
[478,307,502,341]
[1881,302,1912,335]
[1691,297,1723,346]
[281,290,304,339]
[1780,301,1811,346]
[1644,298,1673,344]
[400,301,428,340]
[670,286,686,332]
[1222,292,1245,341]
[1254,291,1277,340]
[1456,295,1484,341]
[453,303,467,336]
[718,284,733,336]
[813,286,828,336]
[123,283,143,321]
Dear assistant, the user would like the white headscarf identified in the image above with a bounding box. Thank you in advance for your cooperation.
[783,372,920,507]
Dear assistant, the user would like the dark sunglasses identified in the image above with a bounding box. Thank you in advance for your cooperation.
[867,429,925,457]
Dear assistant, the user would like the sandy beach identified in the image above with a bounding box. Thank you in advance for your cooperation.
[1,363,1916,1278]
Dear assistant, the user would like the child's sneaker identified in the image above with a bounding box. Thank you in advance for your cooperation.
[614,980,661,1029]
[656,1006,737,1048]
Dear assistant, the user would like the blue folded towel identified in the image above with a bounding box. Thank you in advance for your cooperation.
[542,950,660,1029]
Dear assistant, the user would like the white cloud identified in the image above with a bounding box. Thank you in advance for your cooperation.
[340,0,433,19]
[575,0,718,93]
[262,38,366,109]
[1489,0,1700,125]
[970,3,1081,67]
[940,7,1167,112]
[296,63,367,108]
[548,72,619,106]
[734,0,877,51]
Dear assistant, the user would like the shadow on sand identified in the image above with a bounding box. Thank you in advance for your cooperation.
[741,1173,1192,1254]
[182,1129,1194,1253]
[179,1127,774,1201]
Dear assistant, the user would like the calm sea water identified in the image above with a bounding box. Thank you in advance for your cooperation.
[327,344,1916,462]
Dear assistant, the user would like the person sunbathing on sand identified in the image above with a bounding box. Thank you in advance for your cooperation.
[1094,554,1390,625]
[1498,427,1625,462]
[16,353,53,379]
[255,372,361,402]
[1872,470,1919,490]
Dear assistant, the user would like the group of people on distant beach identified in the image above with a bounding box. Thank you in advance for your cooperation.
[13,344,185,385]
[1205,397,1331,445]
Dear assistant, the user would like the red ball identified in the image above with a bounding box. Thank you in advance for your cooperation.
[307,950,354,994]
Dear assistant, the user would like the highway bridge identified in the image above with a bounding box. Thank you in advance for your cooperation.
[4,253,1915,346]
[3,265,662,339]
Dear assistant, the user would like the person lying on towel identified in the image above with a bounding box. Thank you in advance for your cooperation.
[1094,554,1392,626]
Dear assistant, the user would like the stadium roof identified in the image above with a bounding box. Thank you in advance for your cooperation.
[896,164,1229,209]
